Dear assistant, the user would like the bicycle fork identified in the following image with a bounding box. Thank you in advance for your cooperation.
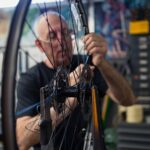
[91,86,106,150]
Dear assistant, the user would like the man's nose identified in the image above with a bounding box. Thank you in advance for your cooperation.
[57,32,63,42]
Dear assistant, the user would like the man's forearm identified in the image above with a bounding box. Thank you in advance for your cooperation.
[16,98,77,149]
[97,60,136,106]
[16,115,40,150]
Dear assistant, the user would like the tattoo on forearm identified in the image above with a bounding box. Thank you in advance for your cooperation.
[25,115,41,133]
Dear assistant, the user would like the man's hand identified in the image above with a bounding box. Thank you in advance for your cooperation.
[69,64,94,86]
[50,97,78,127]
[82,33,108,66]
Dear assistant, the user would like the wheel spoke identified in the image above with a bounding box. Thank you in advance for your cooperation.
[1,0,103,150]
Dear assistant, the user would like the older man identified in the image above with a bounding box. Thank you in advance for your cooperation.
[16,11,136,150]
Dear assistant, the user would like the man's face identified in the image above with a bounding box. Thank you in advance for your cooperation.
[38,14,73,68]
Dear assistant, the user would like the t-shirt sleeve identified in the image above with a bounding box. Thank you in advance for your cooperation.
[16,72,40,118]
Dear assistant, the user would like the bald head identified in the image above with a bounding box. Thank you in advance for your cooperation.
[34,12,68,41]
[34,11,73,68]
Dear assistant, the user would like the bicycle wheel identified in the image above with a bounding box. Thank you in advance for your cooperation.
[1,0,105,150]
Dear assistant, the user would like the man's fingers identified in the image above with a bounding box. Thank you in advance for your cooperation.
[69,64,95,86]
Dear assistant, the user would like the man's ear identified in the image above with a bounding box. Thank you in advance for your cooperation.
[35,39,44,52]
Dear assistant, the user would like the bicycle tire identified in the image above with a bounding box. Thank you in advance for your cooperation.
[2,0,31,150]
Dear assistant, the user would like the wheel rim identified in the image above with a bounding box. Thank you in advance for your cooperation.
[2,0,31,149]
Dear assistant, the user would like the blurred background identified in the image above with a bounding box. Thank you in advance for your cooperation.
[1,0,150,150]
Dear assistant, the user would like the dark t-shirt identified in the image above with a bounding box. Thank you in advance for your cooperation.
[16,55,108,150]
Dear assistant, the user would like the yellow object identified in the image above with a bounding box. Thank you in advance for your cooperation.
[118,106,127,113]
[126,105,143,123]
[129,20,149,34]
[92,86,99,129]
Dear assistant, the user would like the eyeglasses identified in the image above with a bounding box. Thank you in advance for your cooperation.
[38,29,71,43]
